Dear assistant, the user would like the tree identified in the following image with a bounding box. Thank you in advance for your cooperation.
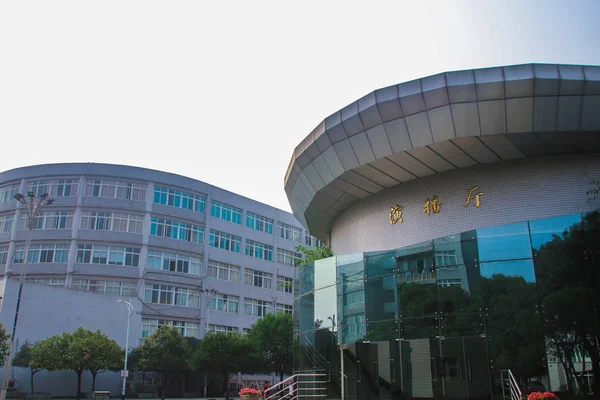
[63,328,94,400]
[247,312,293,382]
[479,275,546,380]
[86,331,123,392]
[192,332,253,399]
[295,245,333,265]
[30,328,123,400]
[534,211,600,394]
[64,328,123,399]
[0,323,9,367]
[137,326,190,400]
[127,348,148,394]
[12,341,43,393]
[30,335,64,372]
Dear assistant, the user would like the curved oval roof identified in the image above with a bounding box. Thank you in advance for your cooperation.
[284,63,600,241]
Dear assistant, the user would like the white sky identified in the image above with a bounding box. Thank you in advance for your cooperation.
[1,1,598,212]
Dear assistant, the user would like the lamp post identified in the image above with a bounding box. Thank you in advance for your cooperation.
[201,288,218,333]
[117,300,134,400]
[0,192,53,400]
[200,288,217,398]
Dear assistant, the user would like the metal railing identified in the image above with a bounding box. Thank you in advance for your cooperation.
[500,369,522,400]
[265,373,328,400]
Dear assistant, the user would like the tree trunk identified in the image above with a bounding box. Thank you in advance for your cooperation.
[554,339,574,393]
[585,339,600,394]
[581,347,589,393]
[280,370,284,382]
[222,373,230,400]
[578,329,600,394]
[161,371,166,400]
[76,370,83,400]
[560,359,574,393]
[567,358,579,392]
[92,372,97,393]
[30,368,35,394]
[565,345,584,392]
[142,372,145,394]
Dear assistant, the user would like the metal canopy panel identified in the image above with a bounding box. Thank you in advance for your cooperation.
[384,119,412,153]
[284,63,600,241]
[365,125,393,159]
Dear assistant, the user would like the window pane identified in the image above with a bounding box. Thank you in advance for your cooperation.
[476,222,532,262]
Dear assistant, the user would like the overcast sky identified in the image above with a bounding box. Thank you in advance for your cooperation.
[1,1,599,212]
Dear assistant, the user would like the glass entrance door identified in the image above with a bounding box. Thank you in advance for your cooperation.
[344,342,380,400]
[439,337,468,400]
[438,336,491,400]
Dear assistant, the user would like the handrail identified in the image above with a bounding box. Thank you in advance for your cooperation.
[300,336,329,366]
[264,373,328,400]
[507,369,522,400]
[300,338,329,371]
[501,369,522,400]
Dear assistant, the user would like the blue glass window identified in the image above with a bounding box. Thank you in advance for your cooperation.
[476,222,532,262]
[529,213,582,252]
[211,201,242,224]
[154,187,206,213]
[479,259,536,283]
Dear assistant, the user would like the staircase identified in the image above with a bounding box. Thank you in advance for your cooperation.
[297,337,398,400]
[264,373,328,400]
[500,369,522,400]
[343,347,396,400]
[298,333,342,399]
[301,339,329,371]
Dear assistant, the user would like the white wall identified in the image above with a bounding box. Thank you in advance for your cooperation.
[331,154,600,254]
[0,278,142,396]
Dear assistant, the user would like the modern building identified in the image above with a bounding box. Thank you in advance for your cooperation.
[0,162,319,396]
[285,63,600,399]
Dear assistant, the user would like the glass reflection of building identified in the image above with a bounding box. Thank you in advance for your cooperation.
[294,212,600,399]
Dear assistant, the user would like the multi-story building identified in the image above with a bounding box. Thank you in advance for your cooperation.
[286,63,600,399]
[0,162,318,395]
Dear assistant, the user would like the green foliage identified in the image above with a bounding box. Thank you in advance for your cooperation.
[85,331,123,391]
[480,275,545,379]
[30,327,123,399]
[13,341,43,393]
[247,312,293,381]
[137,325,190,376]
[0,323,9,367]
[125,348,158,394]
[12,341,33,368]
[295,245,333,265]
[534,211,600,393]
[30,335,64,371]
[126,347,142,374]
[192,332,253,399]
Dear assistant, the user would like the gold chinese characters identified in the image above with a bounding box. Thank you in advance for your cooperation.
[423,195,441,216]
[464,186,484,208]
[389,205,404,224]
[389,186,484,223]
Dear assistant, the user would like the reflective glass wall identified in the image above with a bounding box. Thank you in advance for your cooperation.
[294,211,600,399]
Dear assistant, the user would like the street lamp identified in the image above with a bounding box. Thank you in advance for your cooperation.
[117,300,134,400]
[0,192,54,400]
[200,288,217,398]
[201,288,218,332]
